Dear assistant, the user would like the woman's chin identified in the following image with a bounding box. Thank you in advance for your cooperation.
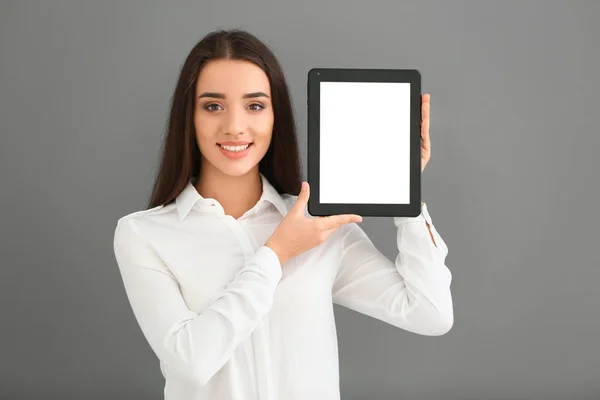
[202,145,267,178]
[215,160,259,178]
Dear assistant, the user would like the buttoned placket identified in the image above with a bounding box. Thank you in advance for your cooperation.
[213,204,275,400]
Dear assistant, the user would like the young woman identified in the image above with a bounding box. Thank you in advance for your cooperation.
[113,29,453,400]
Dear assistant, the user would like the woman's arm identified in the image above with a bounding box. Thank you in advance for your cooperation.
[332,203,453,335]
[113,219,282,385]
[421,201,438,246]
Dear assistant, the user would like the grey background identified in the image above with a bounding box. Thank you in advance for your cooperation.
[1,1,599,399]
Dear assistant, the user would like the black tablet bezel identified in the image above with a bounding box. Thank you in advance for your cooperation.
[307,68,422,217]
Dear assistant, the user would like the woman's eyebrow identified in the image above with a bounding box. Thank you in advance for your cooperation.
[198,92,225,99]
[243,92,270,99]
[198,91,270,99]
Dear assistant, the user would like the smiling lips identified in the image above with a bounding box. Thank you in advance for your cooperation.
[217,141,253,159]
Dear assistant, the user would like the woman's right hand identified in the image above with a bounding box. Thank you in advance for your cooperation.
[265,181,362,265]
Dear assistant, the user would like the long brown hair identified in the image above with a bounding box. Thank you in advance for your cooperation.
[147,29,302,209]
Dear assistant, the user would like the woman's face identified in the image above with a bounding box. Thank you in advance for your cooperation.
[194,59,274,178]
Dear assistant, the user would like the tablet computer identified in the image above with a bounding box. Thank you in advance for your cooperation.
[307,68,422,217]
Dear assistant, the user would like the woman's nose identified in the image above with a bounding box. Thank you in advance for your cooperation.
[224,107,245,135]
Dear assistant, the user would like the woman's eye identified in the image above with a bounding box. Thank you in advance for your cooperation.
[205,104,223,112]
[248,103,264,111]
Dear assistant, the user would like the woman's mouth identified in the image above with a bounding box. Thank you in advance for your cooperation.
[217,142,253,159]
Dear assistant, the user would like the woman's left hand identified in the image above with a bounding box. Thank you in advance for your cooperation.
[421,94,431,172]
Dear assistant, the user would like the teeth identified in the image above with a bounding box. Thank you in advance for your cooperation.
[220,144,249,152]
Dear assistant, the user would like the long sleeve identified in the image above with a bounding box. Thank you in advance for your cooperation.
[332,203,453,336]
[113,218,283,385]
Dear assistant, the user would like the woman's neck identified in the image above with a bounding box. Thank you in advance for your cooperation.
[195,166,263,219]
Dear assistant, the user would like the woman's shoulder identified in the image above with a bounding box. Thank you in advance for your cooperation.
[115,203,176,231]
[279,193,320,219]
[281,193,297,204]
[280,193,300,213]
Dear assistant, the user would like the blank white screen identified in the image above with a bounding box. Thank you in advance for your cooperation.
[319,81,411,204]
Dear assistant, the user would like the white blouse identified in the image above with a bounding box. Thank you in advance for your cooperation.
[113,173,453,400]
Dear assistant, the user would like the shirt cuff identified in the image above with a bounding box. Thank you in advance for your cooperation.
[253,245,284,284]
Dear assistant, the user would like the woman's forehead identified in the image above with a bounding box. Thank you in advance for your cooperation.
[197,59,271,95]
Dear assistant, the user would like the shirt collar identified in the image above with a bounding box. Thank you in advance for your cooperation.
[175,173,289,221]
